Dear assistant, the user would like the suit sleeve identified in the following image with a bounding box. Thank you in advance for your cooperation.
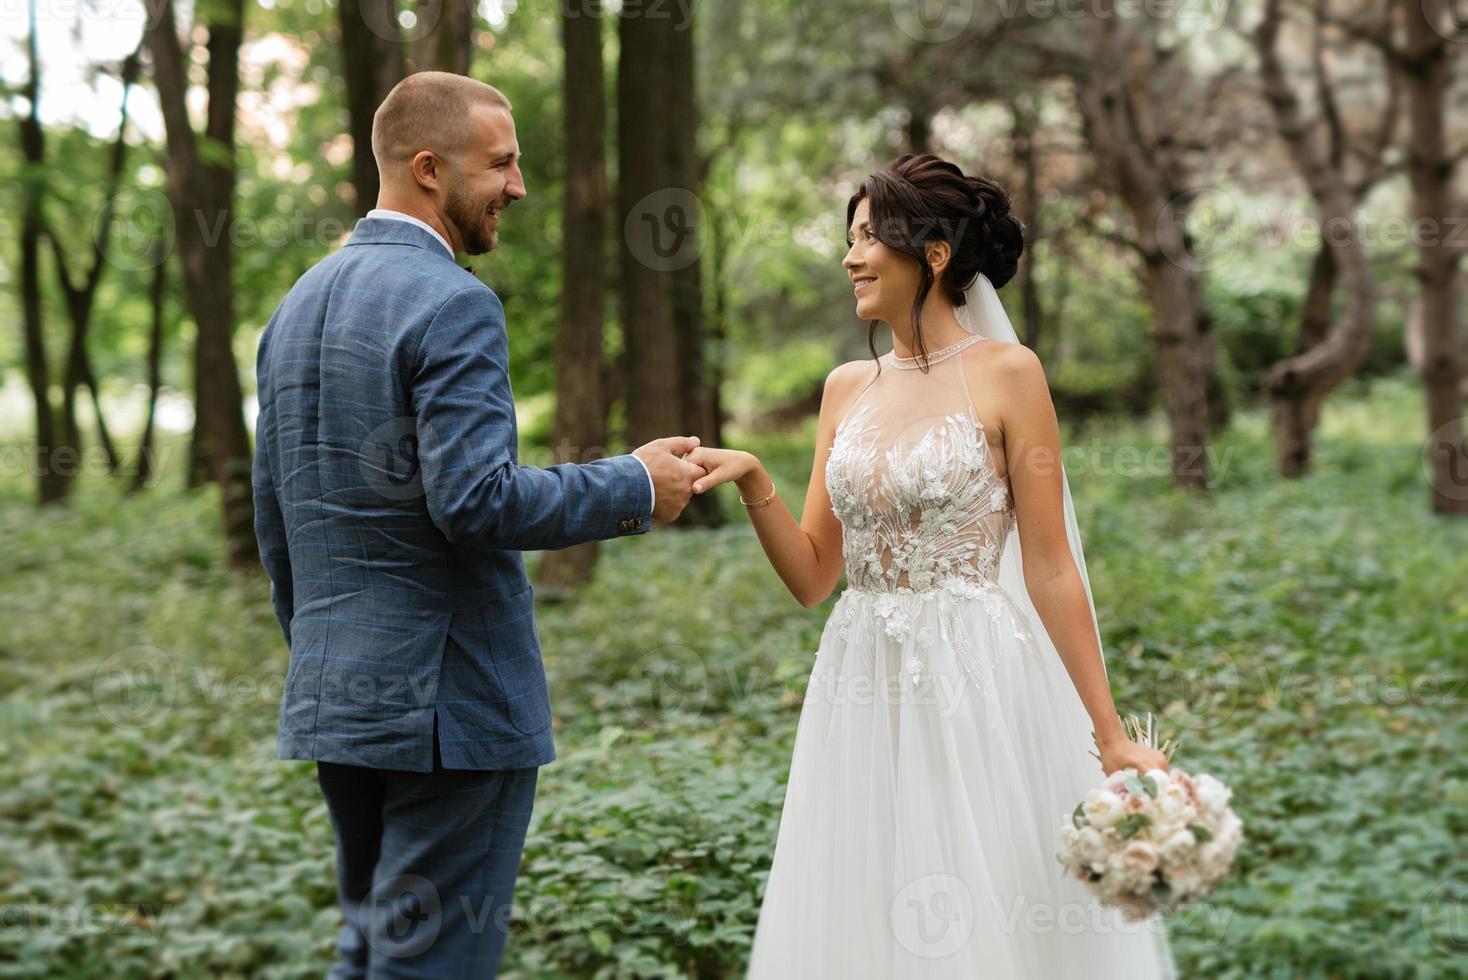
[252,415,295,647]
[410,285,654,550]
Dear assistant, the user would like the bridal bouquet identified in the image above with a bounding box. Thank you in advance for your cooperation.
[1056,713,1243,921]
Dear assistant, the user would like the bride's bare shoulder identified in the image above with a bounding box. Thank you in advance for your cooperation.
[824,357,880,397]
[961,340,1051,445]
[820,357,881,421]
[962,338,1047,393]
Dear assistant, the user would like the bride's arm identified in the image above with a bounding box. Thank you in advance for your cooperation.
[686,363,864,607]
[991,343,1167,772]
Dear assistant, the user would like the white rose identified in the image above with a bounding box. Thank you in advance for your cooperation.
[1157,789,1189,823]
[1084,789,1126,828]
[1159,828,1197,865]
[1195,773,1232,815]
[1078,826,1108,865]
[1219,810,1244,843]
[1121,840,1160,876]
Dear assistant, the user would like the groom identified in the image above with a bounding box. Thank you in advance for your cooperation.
[252,71,705,977]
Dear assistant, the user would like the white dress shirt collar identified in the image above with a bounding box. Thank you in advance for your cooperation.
[366,208,455,260]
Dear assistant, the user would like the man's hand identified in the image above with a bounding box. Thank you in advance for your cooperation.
[633,436,708,522]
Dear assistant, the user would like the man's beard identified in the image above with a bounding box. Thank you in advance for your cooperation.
[445,179,498,256]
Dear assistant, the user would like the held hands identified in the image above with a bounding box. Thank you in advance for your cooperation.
[683,447,769,500]
[632,436,708,522]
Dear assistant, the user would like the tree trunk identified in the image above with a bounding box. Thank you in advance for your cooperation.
[409,0,474,74]
[1296,243,1336,355]
[338,0,403,216]
[17,4,66,504]
[539,0,610,594]
[133,240,167,491]
[1140,252,1213,488]
[145,0,260,568]
[905,95,934,154]
[666,1,721,527]
[1401,0,1467,514]
[44,47,139,485]
[1011,101,1044,350]
[1253,0,1376,478]
[618,9,683,447]
[1079,16,1213,489]
[82,357,120,473]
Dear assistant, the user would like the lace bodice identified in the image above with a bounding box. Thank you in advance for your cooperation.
[825,334,1015,595]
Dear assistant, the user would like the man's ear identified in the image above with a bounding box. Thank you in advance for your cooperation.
[410,150,441,194]
[925,240,952,279]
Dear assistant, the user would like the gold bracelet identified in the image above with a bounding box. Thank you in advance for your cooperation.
[740,480,777,509]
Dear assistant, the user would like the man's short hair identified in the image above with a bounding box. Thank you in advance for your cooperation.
[371,71,511,172]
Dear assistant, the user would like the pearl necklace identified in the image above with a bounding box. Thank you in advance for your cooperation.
[888,333,985,369]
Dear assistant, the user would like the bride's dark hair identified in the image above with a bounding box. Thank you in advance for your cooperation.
[847,153,1024,369]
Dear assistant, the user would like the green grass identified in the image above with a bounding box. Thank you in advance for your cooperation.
[1,369,1465,978]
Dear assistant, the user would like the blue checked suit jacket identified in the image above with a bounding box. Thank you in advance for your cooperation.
[253,217,652,772]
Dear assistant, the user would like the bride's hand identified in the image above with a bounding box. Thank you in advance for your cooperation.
[686,447,765,496]
[1096,734,1169,777]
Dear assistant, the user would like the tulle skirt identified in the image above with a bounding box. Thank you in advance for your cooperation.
[746,582,1178,979]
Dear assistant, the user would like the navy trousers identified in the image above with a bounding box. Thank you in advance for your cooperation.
[316,727,539,979]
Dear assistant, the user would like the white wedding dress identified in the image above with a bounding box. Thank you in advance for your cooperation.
[746,333,1177,978]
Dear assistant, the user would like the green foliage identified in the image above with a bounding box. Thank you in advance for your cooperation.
[1,373,1464,977]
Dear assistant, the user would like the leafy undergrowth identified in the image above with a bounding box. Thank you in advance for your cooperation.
[1,370,1464,978]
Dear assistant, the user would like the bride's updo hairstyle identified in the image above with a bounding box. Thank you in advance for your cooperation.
[847,153,1024,369]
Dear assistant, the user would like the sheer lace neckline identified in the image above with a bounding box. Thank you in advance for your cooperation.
[887,333,985,369]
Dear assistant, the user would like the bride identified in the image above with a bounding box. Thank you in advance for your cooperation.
[686,154,1179,978]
